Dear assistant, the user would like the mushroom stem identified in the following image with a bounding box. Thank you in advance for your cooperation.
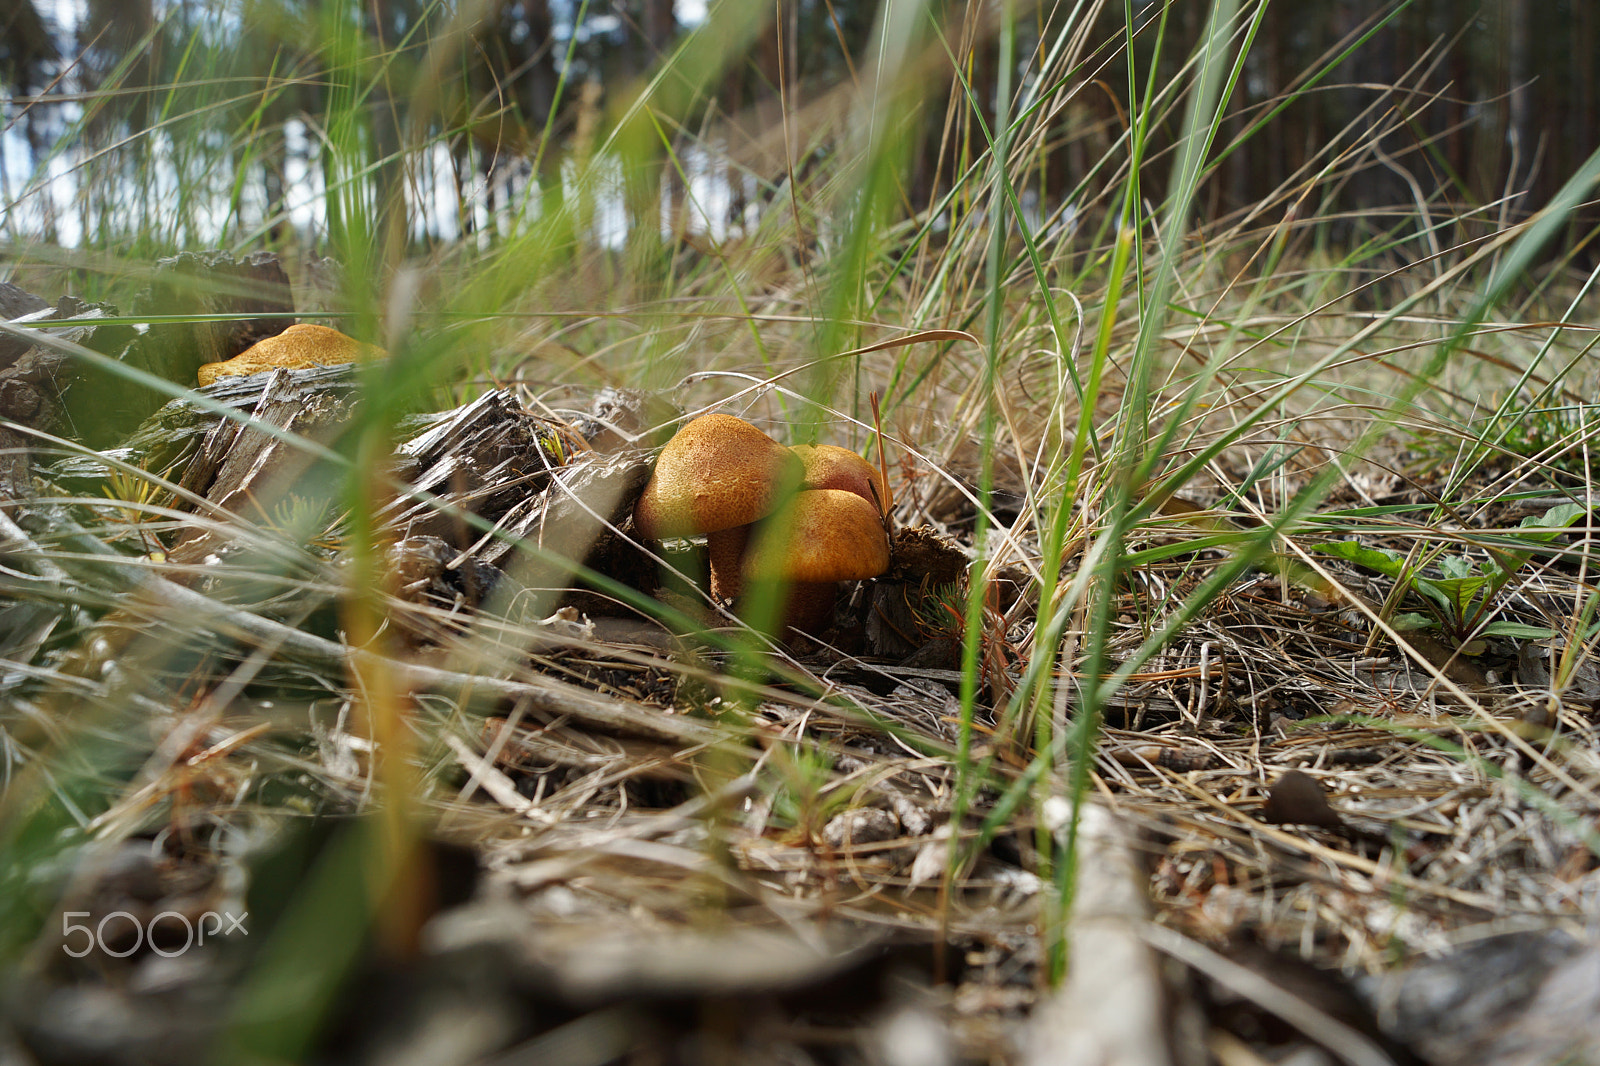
[780,582,838,636]
[705,525,751,602]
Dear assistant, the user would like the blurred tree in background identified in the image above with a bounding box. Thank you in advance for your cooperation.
[0,0,1595,255]
[1,0,62,236]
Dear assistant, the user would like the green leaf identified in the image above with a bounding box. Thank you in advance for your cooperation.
[1425,574,1489,616]
[1320,540,1407,579]
[1480,621,1559,640]
[1485,502,1587,581]
[1517,502,1587,538]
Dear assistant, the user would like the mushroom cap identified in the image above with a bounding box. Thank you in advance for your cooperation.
[633,413,805,540]
[792,444,889,516]
[744,489,891,584]
[197,324,380,386]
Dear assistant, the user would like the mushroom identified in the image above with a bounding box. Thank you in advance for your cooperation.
[743,487,891,635]
[197,323,381,386]
[791,443,890,517]
[633,413,804,601]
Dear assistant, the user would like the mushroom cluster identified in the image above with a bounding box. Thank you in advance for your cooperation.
[634,414,891,635]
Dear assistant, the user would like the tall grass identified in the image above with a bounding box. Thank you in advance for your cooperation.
[4,0,1600,1054]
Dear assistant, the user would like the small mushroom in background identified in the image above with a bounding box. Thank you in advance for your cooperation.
[1261,769,1347,831]
[744,487,891,635]
[196,323,382,386]
[633,413,804,601]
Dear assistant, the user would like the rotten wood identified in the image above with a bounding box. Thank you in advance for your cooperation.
[167,367,358,564]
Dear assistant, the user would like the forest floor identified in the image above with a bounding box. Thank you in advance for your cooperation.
[4,256,1600,1066]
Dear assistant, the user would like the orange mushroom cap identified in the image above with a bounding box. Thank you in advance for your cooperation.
[634,414,804,540]
[197,324,381,387]
[743,489,891,585]
[791,444,889,516]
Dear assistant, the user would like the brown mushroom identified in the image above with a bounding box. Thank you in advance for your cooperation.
[197,324,381,386]
[743,488,891,635]
[791,443,890,517]
[633,413,804,601]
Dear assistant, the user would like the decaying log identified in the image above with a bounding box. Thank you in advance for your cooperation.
[48,365,660,618]
[384,389,572,545]
[561,385,680,451]
[22,303,684,738]
[360,383,655,603]
[165,367,360,565]
[478,448,653,581]
[44,362,357,496]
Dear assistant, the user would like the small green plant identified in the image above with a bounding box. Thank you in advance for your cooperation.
[1481,401,1600,481]
[100,466,172,556]
[765,740,854,845]
[1319,502,1587,646]
[263,493,345,553]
